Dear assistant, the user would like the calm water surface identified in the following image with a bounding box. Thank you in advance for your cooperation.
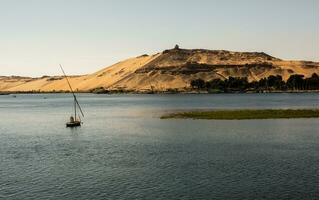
[1,93,319,200]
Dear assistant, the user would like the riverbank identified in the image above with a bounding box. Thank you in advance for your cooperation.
[0,92,10,95]
[1,89,319,95]
[161,109,319,120]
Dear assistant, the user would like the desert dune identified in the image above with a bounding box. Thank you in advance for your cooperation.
[1,47,319,93]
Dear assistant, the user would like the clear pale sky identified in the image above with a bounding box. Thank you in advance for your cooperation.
[1,0,318,77]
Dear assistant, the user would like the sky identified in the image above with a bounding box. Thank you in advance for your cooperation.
[1,0,319,77]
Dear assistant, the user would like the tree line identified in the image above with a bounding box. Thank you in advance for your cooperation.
[191,73,319,92]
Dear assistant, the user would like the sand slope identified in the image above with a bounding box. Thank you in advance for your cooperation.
[1,48,319,92]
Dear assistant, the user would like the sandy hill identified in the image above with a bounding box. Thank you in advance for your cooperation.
[1,47,319,92]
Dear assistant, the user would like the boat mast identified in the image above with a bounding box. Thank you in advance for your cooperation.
[60,64,84,120]
[74,97,77,119]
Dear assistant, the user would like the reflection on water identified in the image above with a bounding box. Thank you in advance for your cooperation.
[1,93,319,199]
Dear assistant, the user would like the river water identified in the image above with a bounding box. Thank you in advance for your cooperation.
[1,93,319,199]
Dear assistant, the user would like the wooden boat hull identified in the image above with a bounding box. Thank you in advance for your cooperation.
[66,121,81,128]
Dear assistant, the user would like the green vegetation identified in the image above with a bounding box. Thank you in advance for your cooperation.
[91,87,110,94]
[161,109,319,120]
[190,73,319,92]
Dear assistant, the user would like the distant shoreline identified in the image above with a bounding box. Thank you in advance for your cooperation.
[1,90,319,95]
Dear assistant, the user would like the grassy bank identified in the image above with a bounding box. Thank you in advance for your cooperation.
[161,109,319,120]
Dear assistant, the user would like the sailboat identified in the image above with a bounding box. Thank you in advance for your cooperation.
[60,65,84,128]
